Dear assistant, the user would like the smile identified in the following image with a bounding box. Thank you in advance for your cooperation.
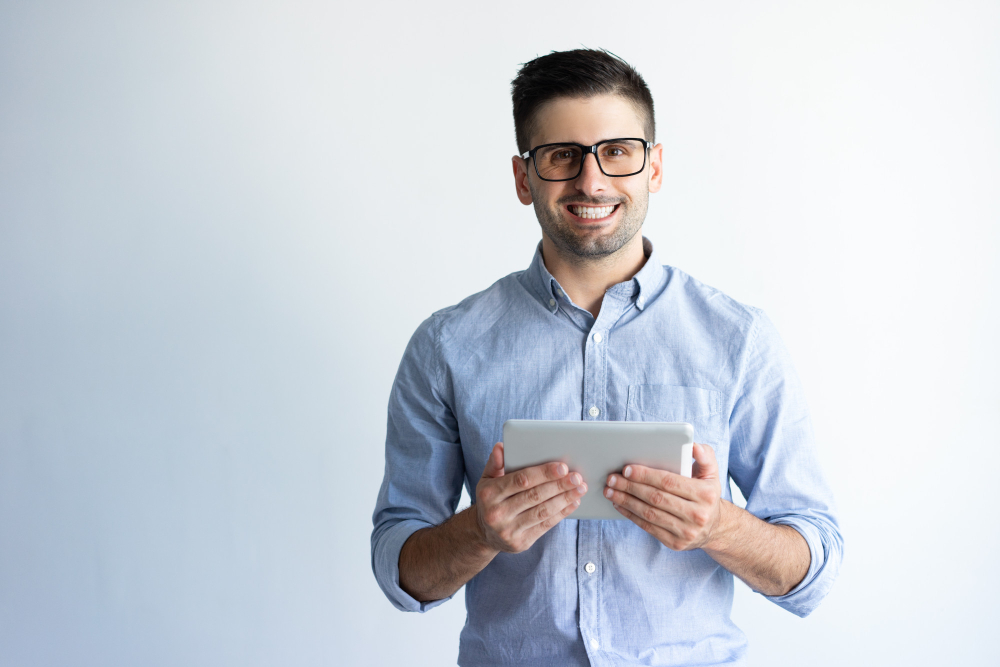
[568,204,619,220]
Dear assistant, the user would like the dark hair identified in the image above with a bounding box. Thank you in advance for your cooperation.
[511,49,655,153]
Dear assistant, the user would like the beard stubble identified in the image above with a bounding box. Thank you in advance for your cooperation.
[530,186,649,261]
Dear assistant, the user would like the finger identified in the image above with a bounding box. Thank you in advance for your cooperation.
[516,488,582,533]
[507,473,587,514]
[482,443,505,479]
[620,464,700,502]
[692,443,719,481]
[605,472,692,520]
[613,503,679,549]
[519,495,582,545]
[495,460,570,501]
[604,487,684,538]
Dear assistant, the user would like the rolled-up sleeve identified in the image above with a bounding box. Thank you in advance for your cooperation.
[371,314,466,612]
[727,310,844,617]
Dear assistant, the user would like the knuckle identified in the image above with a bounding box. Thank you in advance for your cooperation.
[536,504,550,520]
[649,491,664,507]
[484,507,502,526]
[682,527,697,542]
[478,485,495,503]
[526,487,540,503]
[514,471,530,489]
[642,507,658,523]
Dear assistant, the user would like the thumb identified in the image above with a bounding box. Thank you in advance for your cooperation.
[692,443,718,481]
[482,442,505,479]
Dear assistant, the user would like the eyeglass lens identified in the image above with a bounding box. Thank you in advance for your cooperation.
[534,140,646,181]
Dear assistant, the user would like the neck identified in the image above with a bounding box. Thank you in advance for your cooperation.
[540,233,648,319]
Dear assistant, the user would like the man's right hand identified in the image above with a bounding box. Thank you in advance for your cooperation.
[474,442,587,553]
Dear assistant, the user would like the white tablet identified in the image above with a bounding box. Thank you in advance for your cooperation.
[502,420,694,520]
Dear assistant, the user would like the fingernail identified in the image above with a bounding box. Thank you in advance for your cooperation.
[570,473,582,485]
[608,474,617,486]
[577,484,587,494]
[623,466,632,478]
[558,463,568,475]
[604,487,613,499]
[574,500,581,507]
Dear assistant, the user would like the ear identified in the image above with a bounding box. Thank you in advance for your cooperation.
[647,143,664,194]
[512,155,533,205]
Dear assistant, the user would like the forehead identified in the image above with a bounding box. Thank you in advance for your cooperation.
[530,94,646,147]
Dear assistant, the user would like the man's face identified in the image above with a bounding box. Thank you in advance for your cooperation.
[513,94,663,260]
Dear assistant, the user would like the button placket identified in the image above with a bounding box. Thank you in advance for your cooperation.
[577,519,601,661]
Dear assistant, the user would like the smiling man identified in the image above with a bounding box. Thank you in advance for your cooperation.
[372,49,843,667]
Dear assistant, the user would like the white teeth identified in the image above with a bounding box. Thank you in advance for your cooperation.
[570,205,616,219]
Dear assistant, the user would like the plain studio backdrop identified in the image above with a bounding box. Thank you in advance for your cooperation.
[1,1,998,665]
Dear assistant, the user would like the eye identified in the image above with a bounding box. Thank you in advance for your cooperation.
[601,144,633,158]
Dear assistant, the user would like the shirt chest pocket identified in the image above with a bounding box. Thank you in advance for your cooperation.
[625,384,726,448]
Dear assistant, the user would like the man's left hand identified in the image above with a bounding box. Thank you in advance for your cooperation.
[604,443,724,551]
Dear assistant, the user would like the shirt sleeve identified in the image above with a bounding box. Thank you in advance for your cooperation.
[370,314,467,612]
[727,310,844,618]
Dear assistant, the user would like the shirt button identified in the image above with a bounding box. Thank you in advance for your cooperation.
[549,298,556,307]
[556,289,564,297]
[589,638,600,651]
[585,562,596,574]
[593,332,603,343]
[588,406,600,417]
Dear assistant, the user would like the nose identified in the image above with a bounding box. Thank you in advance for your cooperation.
[574,152,608,197]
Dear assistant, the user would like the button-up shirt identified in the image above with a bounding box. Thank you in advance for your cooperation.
[371,238,843,666]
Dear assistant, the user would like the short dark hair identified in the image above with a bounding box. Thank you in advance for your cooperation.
[511,49,655,154]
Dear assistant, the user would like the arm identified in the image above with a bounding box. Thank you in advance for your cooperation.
[399,442,587,603]
[703,500,810,596]
[608,311,842,612]
[604,443,809,596]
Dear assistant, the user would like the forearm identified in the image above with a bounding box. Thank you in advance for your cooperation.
[398,505,498,603]
[702,500,810,596]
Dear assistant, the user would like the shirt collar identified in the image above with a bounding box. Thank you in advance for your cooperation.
[524,236,666,313]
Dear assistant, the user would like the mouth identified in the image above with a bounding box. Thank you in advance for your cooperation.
[567,203,620,221]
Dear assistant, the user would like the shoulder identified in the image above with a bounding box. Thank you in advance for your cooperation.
[408,270,531,355]
[659,264,763,339]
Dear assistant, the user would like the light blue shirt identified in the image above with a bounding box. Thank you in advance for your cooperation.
[372,238,843,666]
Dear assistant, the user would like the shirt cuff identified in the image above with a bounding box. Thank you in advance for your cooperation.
[372,518,455,612]
[762,516,838,617]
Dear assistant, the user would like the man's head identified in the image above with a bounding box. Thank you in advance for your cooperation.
[512,49,655,155]
[510,50,662,262]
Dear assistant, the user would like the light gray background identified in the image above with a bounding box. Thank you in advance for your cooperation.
[1,1,997,665]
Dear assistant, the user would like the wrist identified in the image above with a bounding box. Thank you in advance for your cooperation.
[463,504,499,558]
[702,499,736,554]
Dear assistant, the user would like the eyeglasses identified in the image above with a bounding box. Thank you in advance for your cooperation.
[521,138,653,182]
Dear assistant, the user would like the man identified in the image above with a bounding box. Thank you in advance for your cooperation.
[372,49,842,666]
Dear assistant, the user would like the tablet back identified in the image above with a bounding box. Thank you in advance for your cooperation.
[502,420,694,520]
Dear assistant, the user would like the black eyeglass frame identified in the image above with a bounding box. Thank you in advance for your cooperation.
[520,138,654,182]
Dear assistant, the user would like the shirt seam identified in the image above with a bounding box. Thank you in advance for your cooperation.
[731,309,764,473]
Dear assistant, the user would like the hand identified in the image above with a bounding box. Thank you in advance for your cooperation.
[603,443,723,551]
[474,442,587,553]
